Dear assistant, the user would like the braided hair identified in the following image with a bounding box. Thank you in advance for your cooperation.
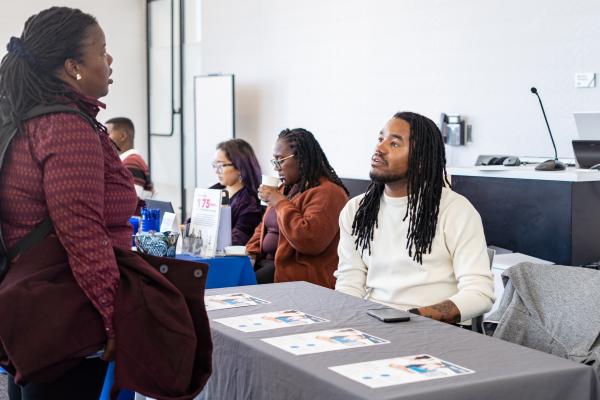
[351,112,451,264]
[0,7,98,125]
[278,128,348,196]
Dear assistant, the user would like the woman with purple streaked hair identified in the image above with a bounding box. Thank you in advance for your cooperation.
[211,138,262,245]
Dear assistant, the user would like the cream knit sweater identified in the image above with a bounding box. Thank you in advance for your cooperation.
[335,188,495,322]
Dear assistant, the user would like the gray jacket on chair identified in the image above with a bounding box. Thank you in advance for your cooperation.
[487,262,600,380]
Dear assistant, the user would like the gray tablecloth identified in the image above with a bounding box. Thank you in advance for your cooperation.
[203,281,598,400]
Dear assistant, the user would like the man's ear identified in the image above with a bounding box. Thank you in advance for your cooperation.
[117,130,128,142]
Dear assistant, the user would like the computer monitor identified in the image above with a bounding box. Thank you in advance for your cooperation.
[573,112,600,140]
[572,140,600,169]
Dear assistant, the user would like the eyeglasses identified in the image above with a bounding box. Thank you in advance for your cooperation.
[270,154,295,170]
[211,162,234,173]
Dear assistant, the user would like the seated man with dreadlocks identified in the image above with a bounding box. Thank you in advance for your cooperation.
[334,112,494,324]
[247,128,349,288]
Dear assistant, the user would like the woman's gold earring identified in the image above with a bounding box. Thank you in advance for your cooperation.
[76,73,82,81]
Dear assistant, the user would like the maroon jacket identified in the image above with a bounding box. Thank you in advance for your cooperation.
[0,234,212,400]
[0,94,137,337]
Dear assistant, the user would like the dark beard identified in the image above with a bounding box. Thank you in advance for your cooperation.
[369,171,407,184]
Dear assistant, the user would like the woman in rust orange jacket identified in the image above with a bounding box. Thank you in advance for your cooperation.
[246,128,348,288]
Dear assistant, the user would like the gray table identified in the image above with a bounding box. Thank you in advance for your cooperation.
[203,282,598,400]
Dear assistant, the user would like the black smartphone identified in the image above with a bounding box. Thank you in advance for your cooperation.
[367,307,411,323]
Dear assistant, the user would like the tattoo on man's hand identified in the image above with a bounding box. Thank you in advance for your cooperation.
[419,300,461,324]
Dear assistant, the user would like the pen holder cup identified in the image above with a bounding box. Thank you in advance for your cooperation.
[181,234,203,257]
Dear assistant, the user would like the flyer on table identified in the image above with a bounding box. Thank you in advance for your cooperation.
[329,354,474,388]
[213,309,328,332]
[262,328,389,355]
[205,293,270,311]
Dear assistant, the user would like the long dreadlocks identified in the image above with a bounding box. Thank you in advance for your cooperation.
[351,112,451,264]
[278,128,349,196]
[0,7,98,126]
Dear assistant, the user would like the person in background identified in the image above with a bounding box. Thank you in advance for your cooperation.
[107,116,154,202]
[211,138,262,245]
[334,112,494,325]
[0,7,136,399]
[246,128,349,287]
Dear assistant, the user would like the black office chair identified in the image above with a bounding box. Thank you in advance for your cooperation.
[470,247,495,334]
[340,177,371,199]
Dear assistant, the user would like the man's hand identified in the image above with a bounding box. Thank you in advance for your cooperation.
[102,338,116,362]
[258,185,286,207]
[410,300,461,324]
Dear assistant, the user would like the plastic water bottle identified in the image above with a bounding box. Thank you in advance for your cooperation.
[141,208,160,232]
[129,216,140,246]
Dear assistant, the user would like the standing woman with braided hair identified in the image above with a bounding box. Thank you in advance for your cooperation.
[246,128,349,287]
[0,7,137,399]
[335,112,494,325]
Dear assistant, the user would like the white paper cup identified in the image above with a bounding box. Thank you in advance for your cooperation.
[261,175,280,205]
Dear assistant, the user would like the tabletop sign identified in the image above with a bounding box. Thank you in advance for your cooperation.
[159,212,177,233]
[190,188,223,258]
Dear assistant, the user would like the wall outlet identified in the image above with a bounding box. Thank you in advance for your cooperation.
[575,72,596,88]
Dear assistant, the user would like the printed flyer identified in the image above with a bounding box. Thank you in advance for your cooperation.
[205,293,270,311]
[262,327,389,355]
[213,309,328,332]
[329,354,474,388]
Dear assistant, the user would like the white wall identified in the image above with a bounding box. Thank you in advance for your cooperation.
[0,0,148,159]
[147,0,203,218]
[200,0,600,178]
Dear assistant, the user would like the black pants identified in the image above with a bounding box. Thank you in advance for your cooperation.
[254,259,275,284]
[8,358,108,400]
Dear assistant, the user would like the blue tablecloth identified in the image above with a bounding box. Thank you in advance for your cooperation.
[175,254,257,289]
[99,255,256,400]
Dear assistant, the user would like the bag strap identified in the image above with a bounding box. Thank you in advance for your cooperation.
[0,104,98,281]
[6,218,53,261]
[0,104,96,187]
[22,104,97,130]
